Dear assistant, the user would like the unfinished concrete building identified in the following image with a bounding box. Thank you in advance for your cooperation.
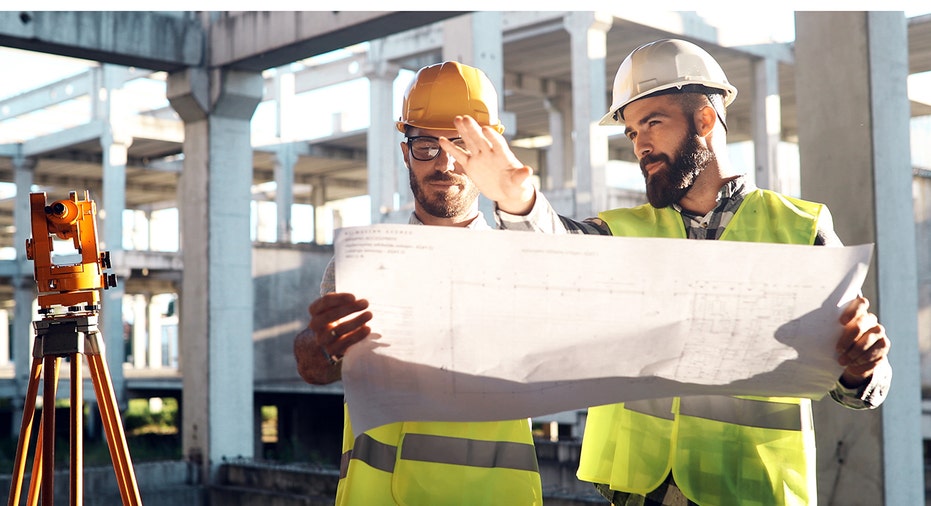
[0,10,928,505]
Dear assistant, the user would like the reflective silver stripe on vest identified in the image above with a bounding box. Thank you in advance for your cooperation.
[341,433,398,478]
[341,432,539,478]
[678,396,803,431]
[625,398,675,420]
[400,434,539,473]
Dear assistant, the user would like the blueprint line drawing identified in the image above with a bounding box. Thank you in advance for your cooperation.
[334,224,873,434]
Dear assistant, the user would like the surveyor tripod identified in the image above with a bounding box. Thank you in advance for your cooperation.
[6,191,142,506]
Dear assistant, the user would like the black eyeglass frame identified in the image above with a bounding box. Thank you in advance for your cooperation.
[406,135,467,161]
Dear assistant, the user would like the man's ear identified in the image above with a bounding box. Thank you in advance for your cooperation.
[400,141,411,169]
[695,105,717,137]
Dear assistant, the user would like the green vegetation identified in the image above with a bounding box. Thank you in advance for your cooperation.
[0,397,182,473]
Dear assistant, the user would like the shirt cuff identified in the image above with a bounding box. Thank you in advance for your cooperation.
[495,189,565,233]
[830,359,892,410]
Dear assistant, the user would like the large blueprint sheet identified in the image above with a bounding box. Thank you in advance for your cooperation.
[335,224,872,434]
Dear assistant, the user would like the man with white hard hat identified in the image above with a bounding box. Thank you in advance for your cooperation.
[442,38,892,506]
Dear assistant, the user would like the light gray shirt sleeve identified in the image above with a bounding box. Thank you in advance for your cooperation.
[320,257,336,296]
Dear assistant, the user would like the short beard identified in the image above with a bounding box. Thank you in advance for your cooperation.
[409,170,479,218]
[640,132,714,208]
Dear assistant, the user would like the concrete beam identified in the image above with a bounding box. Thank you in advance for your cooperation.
[21,121,106,157]
[0,72,92,117]
[0,11,203,71]
[210,11,467,72]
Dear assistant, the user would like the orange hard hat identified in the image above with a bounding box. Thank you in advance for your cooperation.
[396,61,505,134]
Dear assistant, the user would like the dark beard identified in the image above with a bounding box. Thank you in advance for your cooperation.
[640,133,714,208]
[409,170,479,218]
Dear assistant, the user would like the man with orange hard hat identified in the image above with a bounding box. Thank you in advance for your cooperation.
[293,61,542,505]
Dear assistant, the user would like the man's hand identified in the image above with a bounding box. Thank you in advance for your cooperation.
[439,115,536,215]
[293,292,372,385]
[836,295,890,388]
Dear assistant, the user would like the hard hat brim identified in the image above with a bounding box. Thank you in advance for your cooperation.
[396,121,505,135]
[598,81,737,126]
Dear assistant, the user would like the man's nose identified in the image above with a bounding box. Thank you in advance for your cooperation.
[434,150,456,171]
[635,137,652,159]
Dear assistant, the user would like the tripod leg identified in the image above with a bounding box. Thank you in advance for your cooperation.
[26,424,44,506]
[27,362,60,506]
[87,353,141,506]
[7,357,42,506]
[70,356,83,506]
[41,356,60,506]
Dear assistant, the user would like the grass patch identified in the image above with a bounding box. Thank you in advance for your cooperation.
[0,397,182,473]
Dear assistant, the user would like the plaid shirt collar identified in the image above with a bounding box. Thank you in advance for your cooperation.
[673,176,753,240]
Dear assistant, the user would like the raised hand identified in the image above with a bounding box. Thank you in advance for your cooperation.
[439,115,536,215]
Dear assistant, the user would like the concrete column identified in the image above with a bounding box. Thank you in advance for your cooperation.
[364,39,401,224]
[795,11,922,505]
[274,145,297,243]
[310,182,325,245]
[751,57,783,193]
[130,294,149,369]
[100,115,132,405]
[274,68,297,243]
[275,69,297,141]
[443,12,506,224]
[167,66,264,483]
[11,154,36,437]
[544,96,568,190]
[565,12,612,219]
[147,294,164,369]
[0,309,8,365]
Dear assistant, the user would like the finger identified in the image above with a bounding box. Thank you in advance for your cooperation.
[841,336,890,378]
[454,115,492,148]
[309,292,358,316]
[438,137,472,162]
[839,295,869,325]
[326,310,374,343]
[324,311,374,356]
[837,322,886,366]
[483,127,525,165]
[308,295,369,337]
[836,311,880,355]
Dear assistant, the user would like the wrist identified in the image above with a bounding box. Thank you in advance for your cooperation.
[499,186,536,216]
[839,369,870,389]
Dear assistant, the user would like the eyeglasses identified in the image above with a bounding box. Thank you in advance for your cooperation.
[406,136,468,161]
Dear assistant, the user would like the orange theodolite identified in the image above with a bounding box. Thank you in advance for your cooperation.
[26,190,117,311]
[8,190,141,506]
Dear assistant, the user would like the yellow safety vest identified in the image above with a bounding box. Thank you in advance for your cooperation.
[336,404,542,506]
[578,189,823,506]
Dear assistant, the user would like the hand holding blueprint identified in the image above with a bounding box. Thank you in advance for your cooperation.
[335,224,872,434]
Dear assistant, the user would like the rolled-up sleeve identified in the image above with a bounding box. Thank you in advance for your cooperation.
[495,189,611,235]
[829,359,892,409]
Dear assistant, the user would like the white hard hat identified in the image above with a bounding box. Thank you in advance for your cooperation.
[600,38,738,126]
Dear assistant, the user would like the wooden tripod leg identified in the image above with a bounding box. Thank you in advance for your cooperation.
[87,353,142,506]
[26,424,44,506]
[7,357,43,506]
[41,356,60,506]
[71,356,83,506]
[26,361,61,506]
